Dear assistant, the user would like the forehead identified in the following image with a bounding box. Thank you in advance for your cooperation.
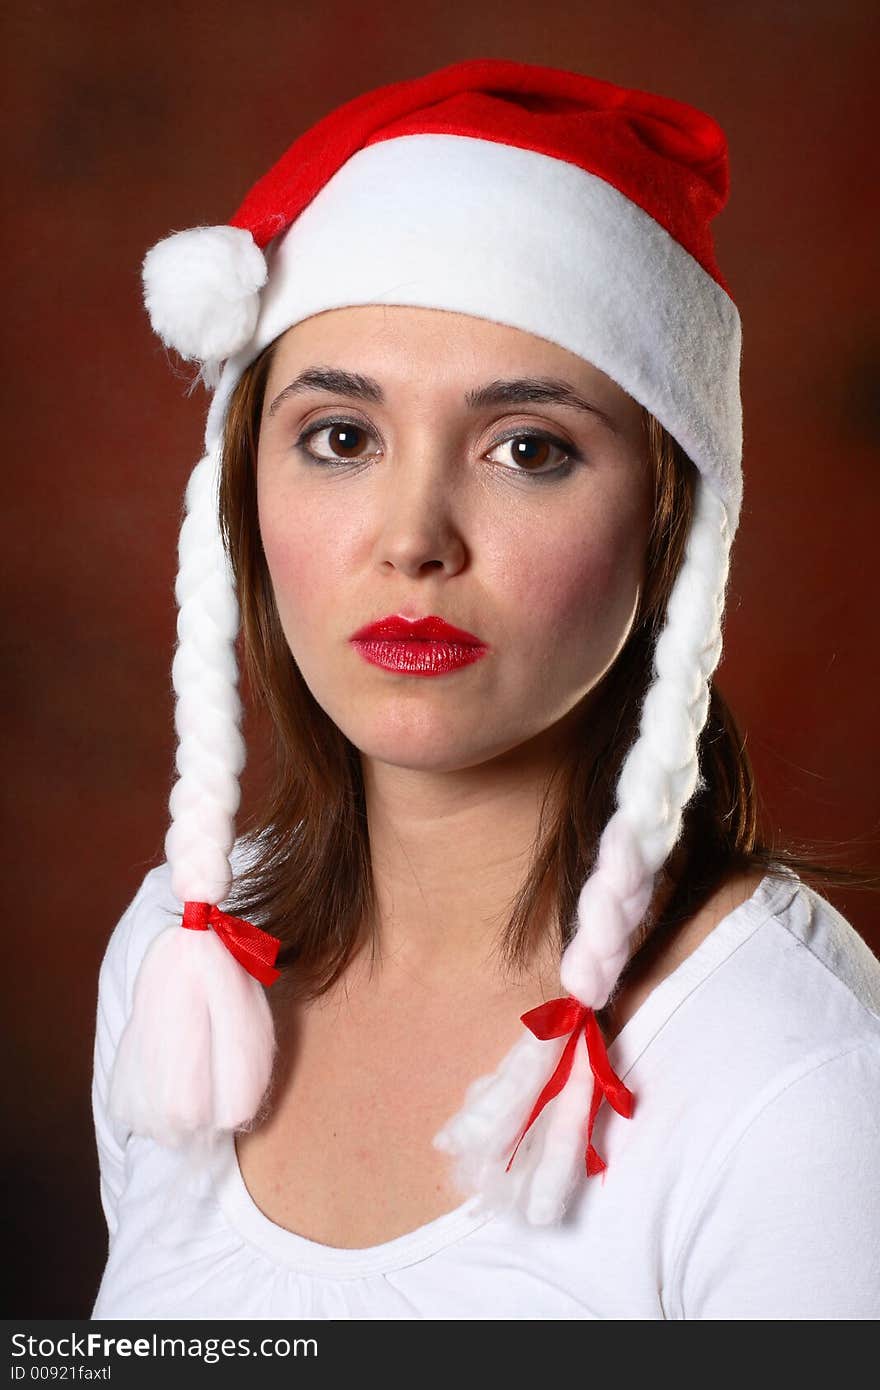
[264,304,639,421]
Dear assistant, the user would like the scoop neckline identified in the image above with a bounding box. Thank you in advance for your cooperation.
[211,867,800,1278]
[212,1129,496,1278]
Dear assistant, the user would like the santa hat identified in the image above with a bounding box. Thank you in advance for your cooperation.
[109,58,741,1224]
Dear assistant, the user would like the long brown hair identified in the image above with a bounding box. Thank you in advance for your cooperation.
[218,338,876,1005]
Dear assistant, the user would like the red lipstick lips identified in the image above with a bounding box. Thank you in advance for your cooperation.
[349,614,489,676]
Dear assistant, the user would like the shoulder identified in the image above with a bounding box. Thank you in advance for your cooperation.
[98,861,178,1015]
[742,869,880,1040]
[771,872,880,1015]
[670,866,879,1043]
[664,869,880,1162]
[615,867,880,1160]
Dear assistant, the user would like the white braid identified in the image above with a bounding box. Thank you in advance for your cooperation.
[108,442,277,1145]
[165,443,245,905]
[433,475,734,1222]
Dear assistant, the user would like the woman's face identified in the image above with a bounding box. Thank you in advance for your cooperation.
[256,305,653,774]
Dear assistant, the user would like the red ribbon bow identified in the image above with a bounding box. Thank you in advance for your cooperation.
[506,995,633,1178]
[182,901,282,987]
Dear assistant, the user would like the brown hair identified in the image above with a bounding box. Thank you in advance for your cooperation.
[218,338,876,1007]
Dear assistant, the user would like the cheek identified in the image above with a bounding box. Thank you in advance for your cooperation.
[257,474,355,639]
[500,505,645,670]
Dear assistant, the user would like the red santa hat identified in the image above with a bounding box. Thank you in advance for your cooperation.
[110,58,742,1225]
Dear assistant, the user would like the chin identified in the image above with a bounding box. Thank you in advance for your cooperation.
[346,730,489,774]
[342,714,557,776]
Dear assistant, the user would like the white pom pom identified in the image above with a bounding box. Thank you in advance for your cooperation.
[142,226,268,372]
[108,922,276,1147]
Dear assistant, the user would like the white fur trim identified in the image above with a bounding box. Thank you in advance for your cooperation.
[219,133,742,529]
[143,226,267,384]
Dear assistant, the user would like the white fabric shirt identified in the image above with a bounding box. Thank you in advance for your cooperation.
[91,859,880,1320]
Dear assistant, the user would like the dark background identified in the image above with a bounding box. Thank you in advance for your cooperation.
[3,0,878,1317]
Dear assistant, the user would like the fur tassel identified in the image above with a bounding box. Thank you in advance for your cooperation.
[433,1028,570,1219]
[521,1037,594,1224]
[434,1022,613,1226]
[142,226,267,375]
[108,922,276,1148]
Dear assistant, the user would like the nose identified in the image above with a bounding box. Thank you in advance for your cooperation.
[373,453,467,578]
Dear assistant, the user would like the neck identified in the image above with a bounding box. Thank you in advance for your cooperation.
[357,729,575,993]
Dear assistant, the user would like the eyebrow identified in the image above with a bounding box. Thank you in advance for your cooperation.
[266,366,620,432]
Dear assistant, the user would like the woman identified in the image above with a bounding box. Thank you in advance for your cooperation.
[91,58,880,1319]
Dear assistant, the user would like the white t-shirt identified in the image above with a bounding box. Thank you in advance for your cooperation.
[91,859,880,1320]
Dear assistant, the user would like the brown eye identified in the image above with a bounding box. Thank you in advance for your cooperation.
[325,424,368,457]
[486,432,574,476]
[297,420,380,464]
[509,437,554,469]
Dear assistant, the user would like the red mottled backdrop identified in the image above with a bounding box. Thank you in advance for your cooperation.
[4,0,878,1316]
